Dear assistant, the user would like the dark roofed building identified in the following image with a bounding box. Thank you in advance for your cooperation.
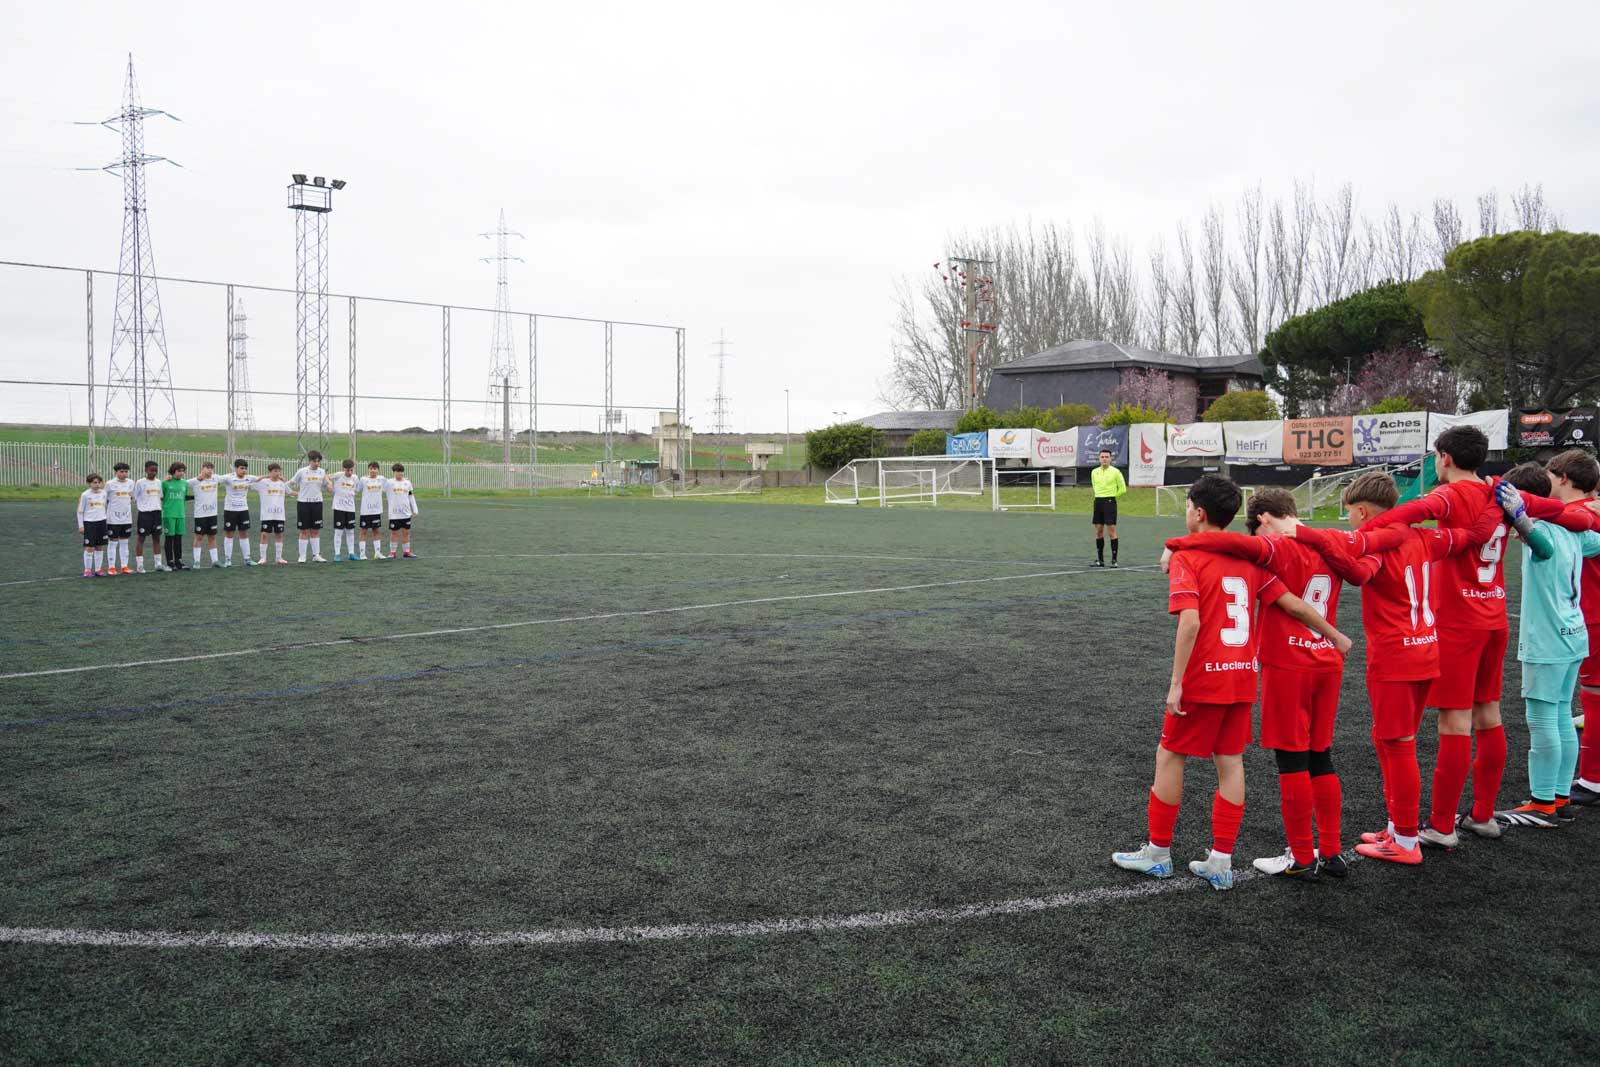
[850,409,960,454]
[985,339,1264,418]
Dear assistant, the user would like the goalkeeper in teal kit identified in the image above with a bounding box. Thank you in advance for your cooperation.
[1495,464,1600,827]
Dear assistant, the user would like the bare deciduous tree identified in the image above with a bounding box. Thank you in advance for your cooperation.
[1146,238,1172,353]
[1431,198,1464,265]
[1172,223,1203,356]
[1229,184,1267,354]
[1201,204,1231,355]
[1477,189,1500,238]
[1312,182,1360,305]
[1382,204,1424,282]
[1511,182,1553,232]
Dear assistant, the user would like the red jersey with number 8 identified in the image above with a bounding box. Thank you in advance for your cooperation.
[1168,549,1284,704]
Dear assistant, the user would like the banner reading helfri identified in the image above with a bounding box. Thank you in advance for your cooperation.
[1128,424,1167,487]
[1284,417,1352,465]
[1223,420,1284,464]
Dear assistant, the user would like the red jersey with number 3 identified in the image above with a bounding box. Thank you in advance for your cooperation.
[1168,549,1285,704]
[1427,480,1510,630]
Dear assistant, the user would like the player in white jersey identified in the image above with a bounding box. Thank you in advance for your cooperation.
[218,459,260,567]
[357,461,387,560]
[187,461,223,568]
[254,463,291,565]
[386,462,420,558]
[76,473,109,577]
[133,459,166,572]
[104,462,136,573]
[327,458,361,562]
[288,449,331,563]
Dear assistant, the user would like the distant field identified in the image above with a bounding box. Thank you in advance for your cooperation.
[0,426,805,470]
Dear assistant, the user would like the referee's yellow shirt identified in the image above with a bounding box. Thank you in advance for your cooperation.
[1090,465,1127,499]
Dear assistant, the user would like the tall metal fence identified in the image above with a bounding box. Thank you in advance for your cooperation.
[0,441,647,494]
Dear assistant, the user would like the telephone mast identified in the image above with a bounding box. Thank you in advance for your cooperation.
[480,209,525,469]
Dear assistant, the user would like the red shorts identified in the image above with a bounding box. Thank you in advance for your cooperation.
[1369,679,1430,741]
[1581,624,1600,689]
[1160,701,1252,758]
[1260,665,1341,752]
[1426,628,1507,709]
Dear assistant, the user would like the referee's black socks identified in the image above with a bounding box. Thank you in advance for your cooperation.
[1111,538,1118,563]
[1096,537,1105,563]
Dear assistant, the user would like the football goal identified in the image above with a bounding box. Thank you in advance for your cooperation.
[653,474,762,499]
[824,456,991,507]
[993,468,1057,511]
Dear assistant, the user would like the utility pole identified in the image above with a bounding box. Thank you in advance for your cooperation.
[940,256,997,411]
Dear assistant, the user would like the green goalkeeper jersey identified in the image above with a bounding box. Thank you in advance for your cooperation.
[161,477,190,519]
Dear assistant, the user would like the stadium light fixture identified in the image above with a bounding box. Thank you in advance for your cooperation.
[329,179,346,190]
[292,173,307,184]
[312,176,326,187]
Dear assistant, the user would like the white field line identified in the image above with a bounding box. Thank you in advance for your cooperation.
[0,869,1254,952]
[0,565,1159,681]
[0,550,1136,590]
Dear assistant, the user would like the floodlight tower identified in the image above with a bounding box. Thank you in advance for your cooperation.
[711,331,732,470]
[84,54,181,445]
[480,209,525,469]
[232,300,256,435]
[287,173,346,453]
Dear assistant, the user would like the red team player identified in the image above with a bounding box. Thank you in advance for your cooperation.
[1160,488,1408,881]
[1294,469,1500,865]
[1114,475,1352,890]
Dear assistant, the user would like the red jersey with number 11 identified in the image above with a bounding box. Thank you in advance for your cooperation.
[1168,548,1285,704]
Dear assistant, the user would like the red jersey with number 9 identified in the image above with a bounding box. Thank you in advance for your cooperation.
[1427,480,1510,630]
[1168,549,1285,704]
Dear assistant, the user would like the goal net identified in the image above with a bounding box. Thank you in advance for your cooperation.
[653,474,762,498]
[824,457,990,506]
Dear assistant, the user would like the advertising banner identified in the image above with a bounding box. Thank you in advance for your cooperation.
[945,431,988,457]
[1031,427,1078,468]
[987,427,1035,461]
[1351,411,1427,464]
[1428,410,1508,451]
[1517,409,1598,450]
[1167,422,1225,458]
[1283,416,1353,465]
[1223,420,1284,465]
[1076,424,1128,467]
[1128,423,1168,487]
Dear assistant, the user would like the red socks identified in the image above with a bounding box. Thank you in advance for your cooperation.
[1377,738,1420,838]
[1431,733,1472,833]
[1470,725,1508,823]
[1278,771,1315,866]
[1211,792,1244,855]
[1147,790,1179,848]
[1310,772,1342,857]
[1581,691,1600,783]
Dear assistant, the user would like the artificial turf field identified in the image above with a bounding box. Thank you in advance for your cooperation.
[0,495,1595,1066]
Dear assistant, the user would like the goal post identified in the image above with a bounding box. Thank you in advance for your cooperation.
[653,474,762,498]
[992,467,1056,511]
[824,456,992,506]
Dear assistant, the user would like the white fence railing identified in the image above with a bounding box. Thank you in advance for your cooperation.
[0,441,646,494]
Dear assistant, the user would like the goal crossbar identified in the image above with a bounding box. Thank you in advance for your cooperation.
[825,456,992,507]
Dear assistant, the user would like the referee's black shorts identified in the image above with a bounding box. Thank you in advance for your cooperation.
[1091,497,1118,526]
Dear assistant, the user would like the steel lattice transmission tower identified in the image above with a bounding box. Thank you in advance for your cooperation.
[287,173,346,453]
[480,209,525,467]
[83,54,181,444]
[231,300,256,434]
[711,331,733,470]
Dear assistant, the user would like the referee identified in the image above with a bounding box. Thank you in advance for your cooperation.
[1090,448,1127,567]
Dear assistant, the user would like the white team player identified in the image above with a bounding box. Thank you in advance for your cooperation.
[327,459,360,563]
[133,459,166,572]
[254,463,291,565]
[218,459,260,567]
[104,462,137,573]
[357,461,387,560]
[76,473,109,577]
[287,449,330,563]
[188,461,223,568]
[386,462,420,558]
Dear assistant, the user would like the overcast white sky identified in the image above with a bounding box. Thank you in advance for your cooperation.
[3,0,1598,435]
